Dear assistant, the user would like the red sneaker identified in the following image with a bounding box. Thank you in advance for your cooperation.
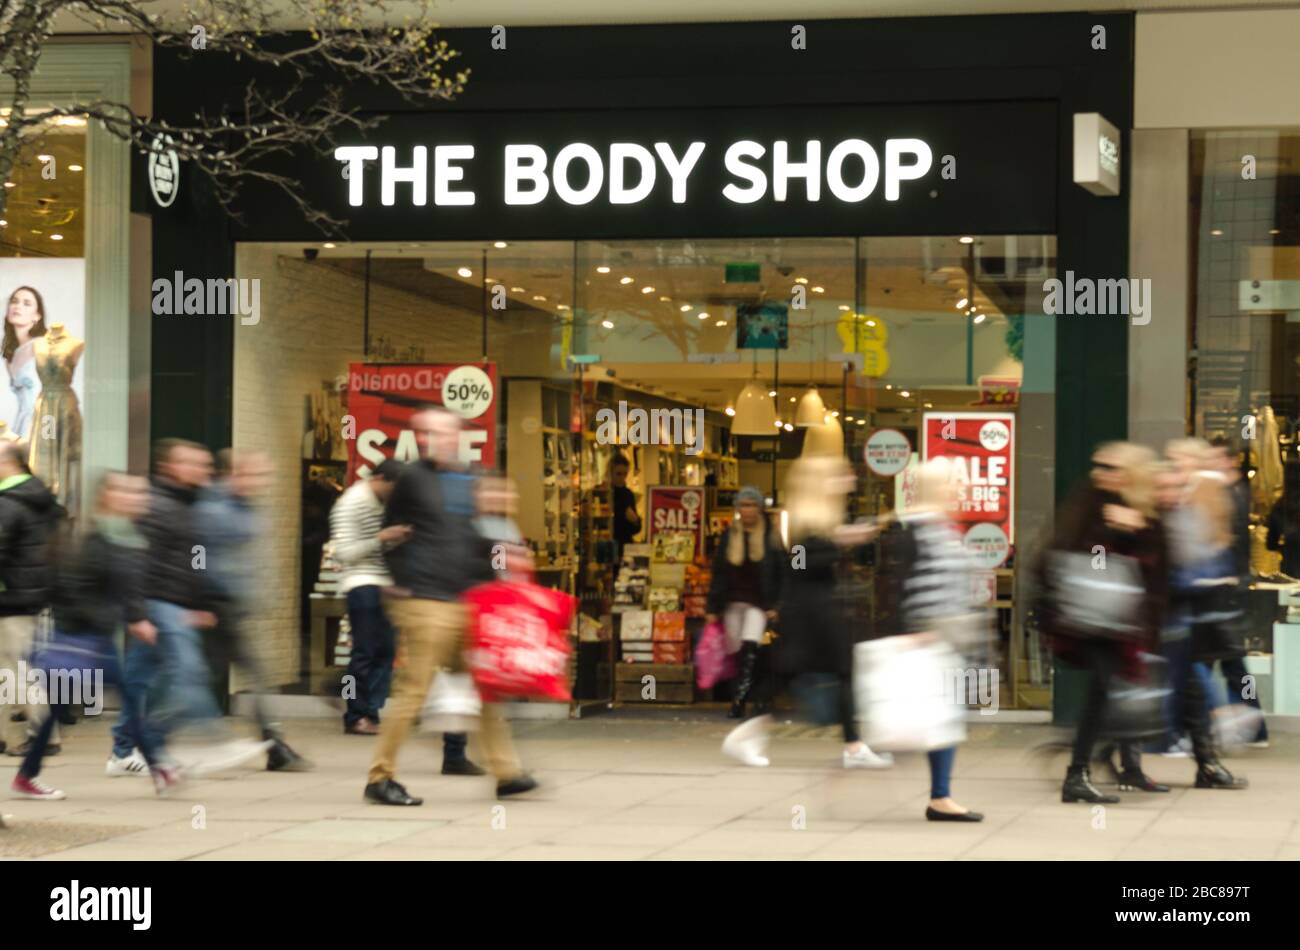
[150,764,184,798]
[11,775,66,800]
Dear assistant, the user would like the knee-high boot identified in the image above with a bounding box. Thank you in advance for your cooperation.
[729,642,759,719]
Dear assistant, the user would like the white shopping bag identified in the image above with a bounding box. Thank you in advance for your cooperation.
[419,672,482,734]
[854,634,967,752]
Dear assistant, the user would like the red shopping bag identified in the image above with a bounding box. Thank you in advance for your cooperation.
[463,580,575,702]
[694,620,736,689]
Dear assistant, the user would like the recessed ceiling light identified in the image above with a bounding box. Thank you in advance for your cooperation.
[715,320,727,327]
[698,312,709,320]
[900,390,911,398]
[36,154,52,161]
[812,286,825,294]
[493,241,508,248]
[845,415,855,422]
[596,266,611,274]
[601,319,614,329]
[510,286,525,293]
[1210,228,1223,236]
[885,385,893,391]
[680,304,692,312]
[773,420,783,428]
[838,305,851,311]
[959,236,974,244]
[50,233,63,241]
[856,420,866,426]
[768,390,777,398]
[866,319,876,327]
[955,297,969,309]
[3,182,13,188]
[1269,229,1281,235]
[557,304,571,311]
[784,423,794,432]
[457,267,473,278]
[924,402,933,408]
[323,242,336,249]
[659,295,671,302]
[68,165,83,173]
[0,220,7,227]
[789,396,797,403]
[620,276,633,284]
[973,313,987,324]
[725,407,736,417]
[532,295,546,301]
[641,286,654,294]
[795,277,809,285]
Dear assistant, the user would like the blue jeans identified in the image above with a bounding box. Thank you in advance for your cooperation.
[928,747,956,799]
[111,600,221,757]
[344,586,396,727]
[29,637,163,778]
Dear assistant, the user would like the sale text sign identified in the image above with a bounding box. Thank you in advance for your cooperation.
[922,412,1014,567]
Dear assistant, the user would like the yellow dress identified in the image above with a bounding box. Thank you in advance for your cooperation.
[27,337,82,518]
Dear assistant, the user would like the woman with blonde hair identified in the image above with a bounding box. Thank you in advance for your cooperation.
[721,456,891,769]
[1037,441,1171,803]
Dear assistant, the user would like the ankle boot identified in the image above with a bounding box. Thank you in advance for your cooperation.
[729,643,759,719]
[1195,760,1248,790]
[1116,769,1170,793]
[1062,766,1120,804]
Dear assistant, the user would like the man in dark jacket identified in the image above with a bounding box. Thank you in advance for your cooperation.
[0,441,65,756]
[109,439,266,775]
[364,407,533,806]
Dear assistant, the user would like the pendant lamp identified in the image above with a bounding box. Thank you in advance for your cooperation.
[732,381,778,435]
[801,413,844,458]
[795,385,827,427]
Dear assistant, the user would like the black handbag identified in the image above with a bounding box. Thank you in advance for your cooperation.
[1101,653,1171,742]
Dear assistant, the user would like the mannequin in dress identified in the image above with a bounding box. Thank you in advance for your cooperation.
[28,321,84,518]
[4,286,46,440]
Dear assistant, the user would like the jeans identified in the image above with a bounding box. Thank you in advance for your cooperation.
[208,607,282,741]
[111,600,221,757]
[344,586,397,727]
[1155,634,1192,750]
[27,641,163,779]
[928,747,956,799]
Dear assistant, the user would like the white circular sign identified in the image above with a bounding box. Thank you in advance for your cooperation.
[442,365,494,419]
[864,428,912,477]
[978,420,1010,452]
[963,522,1010,569]
[147,133,181,209]
[681,489,702,512]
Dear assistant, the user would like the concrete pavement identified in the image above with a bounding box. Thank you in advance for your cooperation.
[1,714,1296,860]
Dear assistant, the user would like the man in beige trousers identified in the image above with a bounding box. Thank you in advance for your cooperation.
[364,407,535,805]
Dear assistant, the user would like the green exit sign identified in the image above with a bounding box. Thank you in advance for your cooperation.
[725,262,761,283]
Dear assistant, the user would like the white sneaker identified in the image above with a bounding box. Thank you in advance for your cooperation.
[175,738,274,777]
[843,745,894,769]
[721,715,772,768]
[105,750,149,777]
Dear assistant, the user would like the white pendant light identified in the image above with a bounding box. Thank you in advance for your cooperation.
[801,413,844,458]
[795,385,827,427]
[732,381,777,435]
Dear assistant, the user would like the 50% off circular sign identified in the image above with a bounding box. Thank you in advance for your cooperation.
[441,365,494,419]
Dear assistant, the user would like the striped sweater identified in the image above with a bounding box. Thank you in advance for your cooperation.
[329,479,392,593]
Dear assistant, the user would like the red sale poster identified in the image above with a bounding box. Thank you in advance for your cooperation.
[922,412,1014,567]
[345,362,497,483]
[647,487,706,563]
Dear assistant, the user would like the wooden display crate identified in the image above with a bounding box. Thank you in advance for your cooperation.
[614,662,695,703]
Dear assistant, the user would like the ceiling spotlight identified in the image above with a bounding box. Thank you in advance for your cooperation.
[955,297,969,310]
[641,286,655,294]
[322,242,336,249]
[659,296,671,302]
[557,304,571,311]
[1210,228,1223,236]
[0,220,7,227]
[725,406,736,417]
[795,277,809,285]
[698,312,710,320]
[715,320,727,327]
[774,420,783,428]
[900,390,911,398]
[3,182,13,188]
[768,390,777,398]
[830,411,839,418]
[596,265,611,274]
[784,423,794,432]
[973,313,987,325]
[532,295,546,301]
[789,397,797,403]
[601,319,614,329]
[510,286,525,293]
[68,164,83,172]
[959,236,974,244]
[36,154,52,161]
[856,419,866,426]
[1269,229,1281,236]
[680,304,692,312]
[620,276,634,284]
[50,233,63,241]
[838,305,851,311]
[493,241,508,248]
[866,319,876,327]
[811,286,825,294]
[885,384,893,391]
[457,267,473,278]
[924,402,933,408]
[845,415,855,422]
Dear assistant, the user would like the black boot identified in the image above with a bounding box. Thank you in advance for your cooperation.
[1195,760,1248,789]
[729,642,759,719]
[267,738,314,772]
[1062,766,1120,804]
[1116,770,1170,793]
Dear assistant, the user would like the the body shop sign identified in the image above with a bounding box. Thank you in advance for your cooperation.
[647,487,705,562]
[347,362,497,482]
[922,412,1014,568]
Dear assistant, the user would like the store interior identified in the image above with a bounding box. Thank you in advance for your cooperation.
[233,233,1060,709]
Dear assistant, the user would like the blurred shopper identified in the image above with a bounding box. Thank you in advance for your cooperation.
[722,456,891,770]
[11,473,181,799]
[1151,462,1197,756]
[197,449,312,771]
[875,458,988,821]
[331,458,409,736]
[611,454,642,555]
[1163,438,1249,787]
[109,440,265,776]
[705,485,783,719]
[1039,442,1168,803]
[0,441,64,757]
[364,408,530,806]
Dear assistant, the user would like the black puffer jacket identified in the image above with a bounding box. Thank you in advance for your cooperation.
[138,477,228,610]
[0,473,65,616]
[384,460,494,601]
[51,522,149,637]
